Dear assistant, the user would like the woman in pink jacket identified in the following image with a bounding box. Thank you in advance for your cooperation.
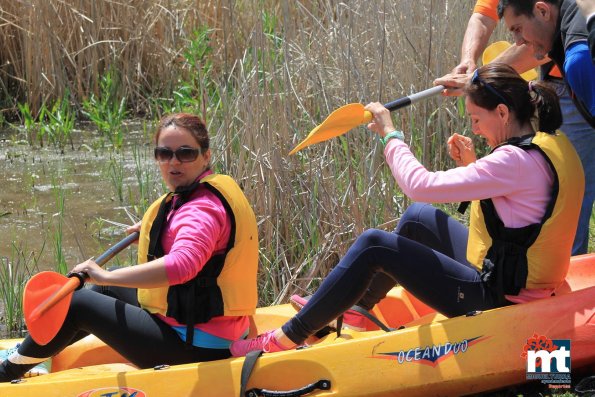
[0,113,258,381]
[231,63,584,356]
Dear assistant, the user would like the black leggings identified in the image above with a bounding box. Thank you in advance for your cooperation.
[282,203,499,344]
[18,285,230,369]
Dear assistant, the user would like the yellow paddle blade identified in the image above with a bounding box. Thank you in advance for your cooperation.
[482,41,538,81]
[289,103,371,155]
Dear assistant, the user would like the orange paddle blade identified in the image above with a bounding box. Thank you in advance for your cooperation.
[289,103,370,155]
[482,41,538,81]
[24,272,77,345]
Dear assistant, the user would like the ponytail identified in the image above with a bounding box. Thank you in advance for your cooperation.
[528,80,562,134]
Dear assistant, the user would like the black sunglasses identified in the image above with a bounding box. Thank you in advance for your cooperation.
[471,69,511,108]
[154,146,201,163]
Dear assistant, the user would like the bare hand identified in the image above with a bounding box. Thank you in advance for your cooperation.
[364,102,396,138]
[447,133,476,166]
[576,0,595,18]
[452,60,477,75]
[71,259,110,285]
[434,73,472,97]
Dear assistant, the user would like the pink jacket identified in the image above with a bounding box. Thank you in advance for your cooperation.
[158,170,248,341]
[384,138,555,303]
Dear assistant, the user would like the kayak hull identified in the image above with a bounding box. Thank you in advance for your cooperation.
[1,254,594,397]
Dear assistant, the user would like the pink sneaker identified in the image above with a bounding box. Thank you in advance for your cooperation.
[230,330,290,357]
[289,294,368,332]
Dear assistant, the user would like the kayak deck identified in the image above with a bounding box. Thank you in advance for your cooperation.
[0,254,593,397]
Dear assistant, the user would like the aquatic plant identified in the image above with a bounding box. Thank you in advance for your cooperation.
[0,0,522,304]
[0,241,42,337]
[16,102,38,146]
[152,26,218,118]
[42,95,76,151]
[130,144,159,216]
[107,153,125,203]
[51,180,67,275]
[82,69,127,149]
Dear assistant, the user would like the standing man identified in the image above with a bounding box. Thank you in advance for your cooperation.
[436,0,595,255]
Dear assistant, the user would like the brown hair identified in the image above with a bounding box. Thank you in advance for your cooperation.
[497,0,559,19]
[154,113,210,150]
[464,63,562,134]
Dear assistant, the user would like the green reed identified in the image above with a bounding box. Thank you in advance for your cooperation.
[41,95,75,151]
[107,153,125,203]
[1,0,514,307]
[0,3,585,394]
[16,102,38,146]
[50,180,67,274]
[82,69,127,149]
[130,143,159,217]
[0,241,42,337]
[152,25,218,119]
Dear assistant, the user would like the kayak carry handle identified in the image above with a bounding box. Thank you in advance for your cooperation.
[245,379,331,397]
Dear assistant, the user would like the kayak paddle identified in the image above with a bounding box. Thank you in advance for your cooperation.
[288,85,445,155]
[23,231,139,345]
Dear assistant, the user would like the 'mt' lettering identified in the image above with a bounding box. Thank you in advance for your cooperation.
[527,346,570,372]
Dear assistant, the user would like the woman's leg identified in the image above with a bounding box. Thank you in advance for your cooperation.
[357,202,471,310]
[1,289,229,381]
[53,284,142,348]
[89,284,140,305]
[281,228,495,345]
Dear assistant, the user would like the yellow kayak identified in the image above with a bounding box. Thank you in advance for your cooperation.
[1,254,594,397]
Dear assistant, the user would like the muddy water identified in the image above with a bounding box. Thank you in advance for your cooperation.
[0,123,160,273]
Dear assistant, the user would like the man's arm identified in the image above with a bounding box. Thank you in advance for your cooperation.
[454,12,498,73]
[564,42,595,115]
[576,0,595,18]
[490,43,550,73]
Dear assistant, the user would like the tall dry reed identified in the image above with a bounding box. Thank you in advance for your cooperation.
[0,0,513,305]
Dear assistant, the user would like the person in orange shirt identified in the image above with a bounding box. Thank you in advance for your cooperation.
[436,0,594,256]
[453,0,556,75]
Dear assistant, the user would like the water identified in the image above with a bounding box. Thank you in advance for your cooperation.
[0,122,159,272]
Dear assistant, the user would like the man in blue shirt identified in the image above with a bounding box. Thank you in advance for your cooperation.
[437,0,594,254]
[499,0,594,126]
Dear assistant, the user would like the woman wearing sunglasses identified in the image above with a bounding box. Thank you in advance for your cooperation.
[231,63,584,356]
[0,113,259,381]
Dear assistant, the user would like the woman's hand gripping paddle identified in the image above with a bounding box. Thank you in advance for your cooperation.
[288,85,445,155]
[24,232,139,345]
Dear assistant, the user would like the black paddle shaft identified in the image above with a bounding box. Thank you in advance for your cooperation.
[94,231,140,266]
[68,231,140,289]
[384,85,444,112]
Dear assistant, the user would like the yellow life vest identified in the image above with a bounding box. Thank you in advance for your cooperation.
[466,132,584,301]
[136,174,259,333]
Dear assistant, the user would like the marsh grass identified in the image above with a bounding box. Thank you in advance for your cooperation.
[42,95,76,151]
[82,69,128,149]
[50,180,67,275]
[0,2,590,394]
[130,143,160,216]
[15,102,38,145]
[0,0,518,305]
[107,153,126,203]
[0,241,42,337]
